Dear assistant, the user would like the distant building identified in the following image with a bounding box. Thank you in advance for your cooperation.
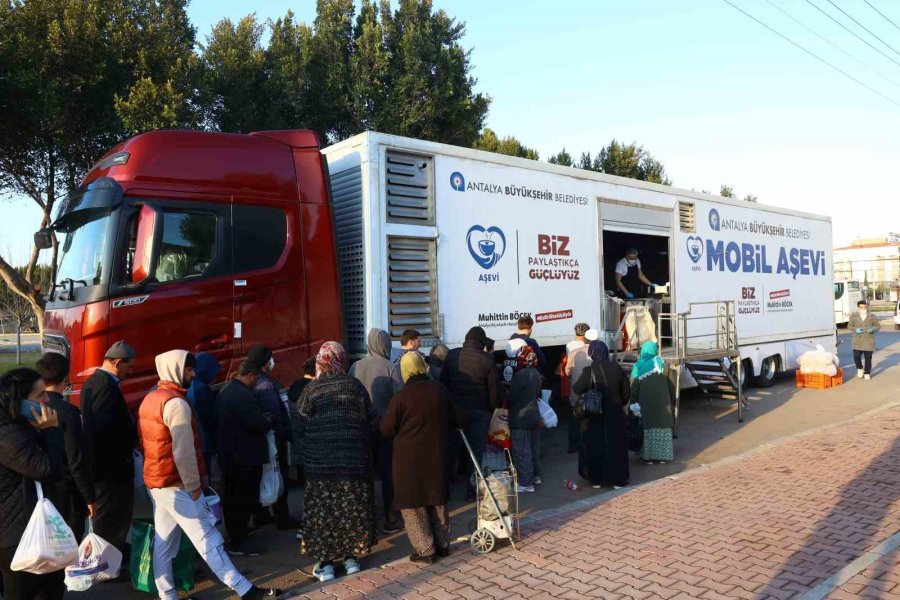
[834,235,900,300]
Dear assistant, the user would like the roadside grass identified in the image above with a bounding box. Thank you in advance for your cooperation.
[0,351,41,373]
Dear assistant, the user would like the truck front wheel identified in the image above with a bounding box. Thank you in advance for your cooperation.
[754,355,779,388]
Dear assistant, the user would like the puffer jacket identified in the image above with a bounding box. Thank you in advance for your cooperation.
[0,415,66,548]
[440,329,501,415]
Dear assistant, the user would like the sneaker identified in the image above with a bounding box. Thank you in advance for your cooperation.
[313,562,335,582]
[592,485,602,489]
[227,541,264,557]
[241,586,283,599]
[409,553,436,564]
[383,520,403,534]
[344,557,360,575]
[534,476,543,485]
[864,374,871,381]
[857,371,864,379]
[516,485,536,493]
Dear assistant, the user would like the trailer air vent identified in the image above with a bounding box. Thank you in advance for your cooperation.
[678,201,696,233]
[387,236,439,340]
[384,150,434,225]
[331,166,367,355]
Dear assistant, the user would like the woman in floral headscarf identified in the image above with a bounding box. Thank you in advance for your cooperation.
[506,344,543,493]
[297,342,377,583]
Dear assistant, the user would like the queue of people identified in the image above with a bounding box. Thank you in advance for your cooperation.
[11,302,877,598]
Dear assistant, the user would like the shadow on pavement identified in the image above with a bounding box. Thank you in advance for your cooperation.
[754,434,900,599]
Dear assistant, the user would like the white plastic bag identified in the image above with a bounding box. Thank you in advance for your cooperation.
[259,431,283,507]
[11,482,79,574]
[63,530,122,591]
[538,393,558,428]
[133,449,145,488]
[798,344,839,376]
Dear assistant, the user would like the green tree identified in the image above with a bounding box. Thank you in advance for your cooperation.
[473,129,538,160]
[743,193,758,203]
[548,149,574,167]
[201,15,268,133]
[306,0,355,140]
[0,0,197,329]
[549,140,670,184]
[263,12,314,130]
[720,184,734,198]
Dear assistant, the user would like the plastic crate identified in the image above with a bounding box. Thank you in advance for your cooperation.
[796,368,843,389]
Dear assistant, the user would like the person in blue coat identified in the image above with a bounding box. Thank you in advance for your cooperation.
[187,352,220,473]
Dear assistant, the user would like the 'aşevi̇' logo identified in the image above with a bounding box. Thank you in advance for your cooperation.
[686,235,704,264]
[466,225,506,269]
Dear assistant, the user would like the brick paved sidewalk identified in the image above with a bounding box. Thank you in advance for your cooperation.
[292,405,900,600]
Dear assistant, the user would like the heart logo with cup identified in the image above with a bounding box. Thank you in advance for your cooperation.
[686,235,704,264]
[466,225,507,270]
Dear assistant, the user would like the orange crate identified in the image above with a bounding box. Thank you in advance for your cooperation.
[796,368,843,389]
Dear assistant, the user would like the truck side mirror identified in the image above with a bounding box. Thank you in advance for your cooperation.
[132,205,157,284]
[34,229,54,250]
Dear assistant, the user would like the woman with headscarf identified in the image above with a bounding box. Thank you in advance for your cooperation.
[379,353,458,564]
[572,341,631,489]
[629,342,674,463]
[297,342,376,583]
[506,344,543,493]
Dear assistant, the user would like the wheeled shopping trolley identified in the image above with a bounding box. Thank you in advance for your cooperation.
[459,430,520,554]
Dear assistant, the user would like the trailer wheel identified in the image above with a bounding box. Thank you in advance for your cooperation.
[471,528,496,555]
[754,356,778,388]
[729,359,751,393]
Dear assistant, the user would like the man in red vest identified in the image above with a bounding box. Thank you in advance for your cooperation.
[139,350,280,600]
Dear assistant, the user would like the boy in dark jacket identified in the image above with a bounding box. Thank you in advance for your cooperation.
[36,352,95,540]
[507,346,543,493]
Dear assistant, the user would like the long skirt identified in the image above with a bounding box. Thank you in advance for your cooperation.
[641,428,674,462]
[301,479,377,561]
[400,505,450,557]
[578,412,629,487]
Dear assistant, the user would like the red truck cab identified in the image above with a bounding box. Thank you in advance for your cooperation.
[38,130,343,408]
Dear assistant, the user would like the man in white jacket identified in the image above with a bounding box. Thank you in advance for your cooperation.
[138,350,280,600]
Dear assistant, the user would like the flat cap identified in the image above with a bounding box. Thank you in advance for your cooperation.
[575,322,591,336]
[104,340,136,360]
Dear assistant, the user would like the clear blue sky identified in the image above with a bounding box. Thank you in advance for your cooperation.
[3,0,899,264]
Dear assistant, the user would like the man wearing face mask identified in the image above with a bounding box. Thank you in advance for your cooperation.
[849,300,880,380]
[614,247,656,300]
[245,346,298,531]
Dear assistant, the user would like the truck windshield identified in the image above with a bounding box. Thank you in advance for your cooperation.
[56,209,113,286]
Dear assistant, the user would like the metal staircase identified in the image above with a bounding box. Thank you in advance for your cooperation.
[610,300,748,436]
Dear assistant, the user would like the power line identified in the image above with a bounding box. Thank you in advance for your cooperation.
[863,0,900,32]
[804,0,900,69]
[763,0,900,89]
[824,0,900,58]
[720,0,900,108]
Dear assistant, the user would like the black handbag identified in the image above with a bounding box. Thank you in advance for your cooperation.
[574,368,603,418]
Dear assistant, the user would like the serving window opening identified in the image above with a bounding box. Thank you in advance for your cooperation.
[601,229,673,350]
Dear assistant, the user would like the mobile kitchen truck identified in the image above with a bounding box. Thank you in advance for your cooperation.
[38,130,835,425]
